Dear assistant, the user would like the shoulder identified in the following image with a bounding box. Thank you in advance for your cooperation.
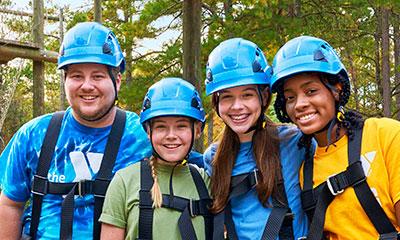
[363,117,400,140]
[203,143,219,176]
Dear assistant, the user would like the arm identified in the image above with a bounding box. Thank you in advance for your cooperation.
[100,223,125,240]
[0,193,25,240]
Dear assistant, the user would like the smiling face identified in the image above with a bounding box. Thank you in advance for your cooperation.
[65,63,120,127]
[149,116,201,163]
[283,73,337,136]
[218,84,267,142]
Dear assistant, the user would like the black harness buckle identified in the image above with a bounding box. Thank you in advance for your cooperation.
[326,174,344,196]
[379,232,400,240]
[31,175,48,196]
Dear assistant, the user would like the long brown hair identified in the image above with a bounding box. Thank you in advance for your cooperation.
[210,88,282,213]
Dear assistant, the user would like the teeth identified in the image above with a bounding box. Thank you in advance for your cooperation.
[231,115,247,120]
[82,96,96,100]
[299,114,314,121]
[165,144,179,148]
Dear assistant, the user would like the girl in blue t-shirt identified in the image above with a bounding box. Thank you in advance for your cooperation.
[100,78,213,239]
[203,38,308,239]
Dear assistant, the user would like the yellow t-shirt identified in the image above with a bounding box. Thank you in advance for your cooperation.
[300,117,400,240]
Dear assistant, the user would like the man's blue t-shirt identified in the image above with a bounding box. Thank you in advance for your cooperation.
[0,107,152,239]
[203,125,309,240]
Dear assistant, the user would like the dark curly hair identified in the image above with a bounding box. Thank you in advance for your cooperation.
[273,71,364,151]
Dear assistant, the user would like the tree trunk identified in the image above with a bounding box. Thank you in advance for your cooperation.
[33,0,44,117]
[124,9,133,86]
[375,7,382,115]
[59,8,66,110]
[346,50,359,111]
[94,0,102,23]
[381,6,391,117]
[183,0,203,151]
[394,13,400,120]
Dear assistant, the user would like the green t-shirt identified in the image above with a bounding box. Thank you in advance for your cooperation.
[99,160,211,240]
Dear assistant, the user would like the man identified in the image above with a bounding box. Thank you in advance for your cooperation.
[0,22,151,240]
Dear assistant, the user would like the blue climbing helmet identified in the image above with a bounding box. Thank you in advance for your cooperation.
[205,38,271,95]
[140,77,206,129]
[271,36,351,123]
[58,22,125,73]
[271,36,348,93]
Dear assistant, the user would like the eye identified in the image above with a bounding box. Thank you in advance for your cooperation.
[306,88,317,95]
[243,92,255,98]
[219,94,232,100]
[70,74,83,80]
[93,74,106,80]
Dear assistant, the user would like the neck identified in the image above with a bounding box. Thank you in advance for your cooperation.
[72,107,116,128]
[314,124,346,147]
[238,130,255,143]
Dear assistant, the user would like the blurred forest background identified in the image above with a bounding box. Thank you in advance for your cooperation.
[0,0,399,153]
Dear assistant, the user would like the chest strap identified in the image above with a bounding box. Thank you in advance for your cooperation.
[215,169,294,240]
[30,109,126,240]
[138,160,213,240]
[302,126,399,240]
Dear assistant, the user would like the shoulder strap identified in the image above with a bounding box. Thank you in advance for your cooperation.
[138,160,154,240]
[92,108,126,240]
[262,178,294,240]
[30,111,65,239]
[306,126,398,240]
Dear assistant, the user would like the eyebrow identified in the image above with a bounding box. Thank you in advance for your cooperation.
[284,79,319,92]
[220,87,258,94]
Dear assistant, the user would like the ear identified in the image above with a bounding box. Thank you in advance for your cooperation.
[116,73,122,92]
[333,83,343,101]
[261,86,271,107]
[194,121,203,139]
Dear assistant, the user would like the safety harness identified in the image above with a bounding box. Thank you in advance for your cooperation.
[29,109,126,240]
[209,145,295,240]
[138,160,213,240]
[302,124,400,240]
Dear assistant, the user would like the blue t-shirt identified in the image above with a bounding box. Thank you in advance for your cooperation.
[203,125,309,240]
[0,107,152,239]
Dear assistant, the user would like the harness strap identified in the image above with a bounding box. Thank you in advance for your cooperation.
[304,126,399,240]
[92,109,126,240]
[224,170,294,240]
[138,161,213,240]
[30,109,126,240]
[30,111,65,239]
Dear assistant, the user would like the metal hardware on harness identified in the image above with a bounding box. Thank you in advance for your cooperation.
[297,237,307,240]
[326,174,344,196]
[379,232,400,240]
[253,169,258,186]
[78,180,86,197]
[189,199,195,217]
[31,175,48,196]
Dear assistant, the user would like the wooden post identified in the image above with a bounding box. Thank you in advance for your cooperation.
[59,8,66,110]
[183,0,203,151]
[94,0,102,23]
[33,0,45,117]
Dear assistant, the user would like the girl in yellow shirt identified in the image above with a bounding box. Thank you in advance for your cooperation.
[270,36,400,240]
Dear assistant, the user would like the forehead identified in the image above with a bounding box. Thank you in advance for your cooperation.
[283,73,322,90]
[219,84,258,94]
[152,116,191,124]
[66,63,108,73]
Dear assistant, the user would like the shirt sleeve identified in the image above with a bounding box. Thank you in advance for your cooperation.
[381,118,400,204]
[0,127,33,202]
[99,172,128,228]
[203,143,217,176]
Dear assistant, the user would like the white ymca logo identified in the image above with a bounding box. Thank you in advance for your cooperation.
[359,151,376,177]
[69,151,103,182]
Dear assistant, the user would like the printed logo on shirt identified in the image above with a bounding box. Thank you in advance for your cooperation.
[70,151,103,181]
[360,151,376,177]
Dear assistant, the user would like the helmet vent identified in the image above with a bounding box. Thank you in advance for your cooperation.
[103,43,113,55]
[143,98,151,111]
[252,60,263,72]
[205,67,213,83]
[191,97,200,110]
[314,50,327,62]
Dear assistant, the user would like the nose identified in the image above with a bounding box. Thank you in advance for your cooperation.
[165,127,177,139]
[294,94,309,111]
[80,78,95,91]
[230,97,244,110]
